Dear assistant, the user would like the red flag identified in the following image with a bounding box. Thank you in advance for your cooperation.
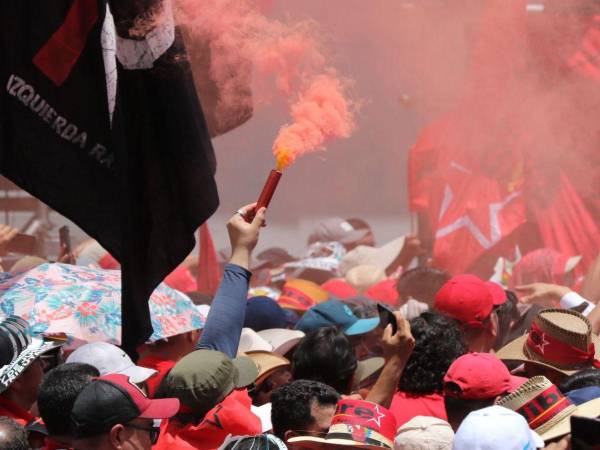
[431,162,526,274]
[569,15,600,82]
[407,119,451,213]
[532,172,600,274]
[197,223,221,296]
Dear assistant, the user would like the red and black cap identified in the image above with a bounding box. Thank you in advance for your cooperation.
[71,374,179,438]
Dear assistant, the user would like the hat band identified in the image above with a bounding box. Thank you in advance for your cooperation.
[279,286,315,309]
[327,423,393,448]
[515,384,576,432]
[526,322,600,369]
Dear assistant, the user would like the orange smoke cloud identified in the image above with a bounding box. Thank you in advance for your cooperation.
[273,75,355,170]
[171,0,356,168]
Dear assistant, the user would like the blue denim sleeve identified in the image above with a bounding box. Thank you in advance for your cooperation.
[196,263,250,358]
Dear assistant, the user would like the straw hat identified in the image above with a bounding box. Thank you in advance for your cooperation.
[497,376,600,441]
[256,328,305,356]
[496,308,600,375]
[241,351,290,384]
[289,399,397,449]
[340,237,406,276]
[237,328,274,354]
[345,265,386,293]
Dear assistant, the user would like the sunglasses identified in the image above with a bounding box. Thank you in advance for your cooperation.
[124,423,160,444]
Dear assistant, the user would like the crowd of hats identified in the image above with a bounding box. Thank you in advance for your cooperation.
[0,215,599,450]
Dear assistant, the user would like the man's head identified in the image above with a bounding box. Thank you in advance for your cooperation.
[2,358,44,410]
[0,417,29,450]
[434,275,506,352]
[493,289,520,350]
[397,267,450,306]
[292,327,357,394]
[37,362,99,441]
[71,374,180,450]
[399,312,467,395]
[157,349,258,420]
[270,380,339,448]
[0,315,64,410]
[443,353,525,431]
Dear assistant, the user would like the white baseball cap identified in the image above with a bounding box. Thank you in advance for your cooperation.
[394,416,454,450]
[66,342,157,383]
[453,406,544,450]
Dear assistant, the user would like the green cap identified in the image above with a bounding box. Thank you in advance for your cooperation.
[162,349,258,413]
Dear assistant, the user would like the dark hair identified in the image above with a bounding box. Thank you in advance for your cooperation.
[444,395,496,431]
[493,290,520,350]
[270,380,339,440]
[37,362,100,436]
[0,417,29,450]
[397,267,450,305]
[399,312,467,394]
[292,327,357,394]
[559,368,600,393]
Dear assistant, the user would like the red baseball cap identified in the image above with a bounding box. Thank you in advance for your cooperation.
[443,353,526,400]
[434,274,495,327]
[71,374,180,437]
[485,281,507,306]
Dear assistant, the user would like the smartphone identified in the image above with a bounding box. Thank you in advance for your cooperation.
[377,303,398,335]
[571,416,600,450]
[59,225,71,254]
[6,233,37,254]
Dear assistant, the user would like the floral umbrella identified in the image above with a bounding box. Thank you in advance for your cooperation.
[0,263,206,344]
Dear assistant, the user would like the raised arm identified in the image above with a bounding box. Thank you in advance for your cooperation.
[197,204,266,357]
[366,312,415,408]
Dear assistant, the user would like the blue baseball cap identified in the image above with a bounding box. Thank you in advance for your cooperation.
[244,296,289,331]
[295,299,379,336]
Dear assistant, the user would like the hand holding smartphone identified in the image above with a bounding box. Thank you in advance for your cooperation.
[377,303,398,335]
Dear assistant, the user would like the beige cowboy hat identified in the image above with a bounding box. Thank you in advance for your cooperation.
[496,308,600,375]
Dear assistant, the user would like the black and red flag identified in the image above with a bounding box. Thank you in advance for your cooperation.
[0,1,219,356]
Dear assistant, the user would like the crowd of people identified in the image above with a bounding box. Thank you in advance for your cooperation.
[0,202,599,450]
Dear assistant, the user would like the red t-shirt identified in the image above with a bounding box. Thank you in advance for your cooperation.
[153,390,262,450]
[137,354,176,397]
[0,395,36,426]
[389,391,447,427]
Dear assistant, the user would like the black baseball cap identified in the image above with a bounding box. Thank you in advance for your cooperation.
[71,374,180,438]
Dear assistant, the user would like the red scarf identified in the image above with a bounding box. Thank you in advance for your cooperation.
[527,322,600,369]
